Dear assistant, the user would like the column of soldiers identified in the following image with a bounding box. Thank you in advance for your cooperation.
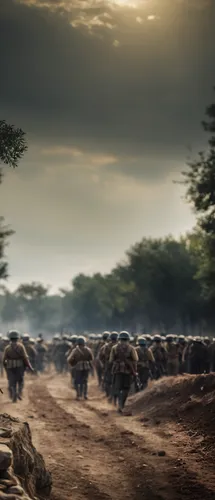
[1,330,215,411]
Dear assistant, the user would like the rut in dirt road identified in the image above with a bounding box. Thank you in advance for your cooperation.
[25,376,215,500]
[28,381,165,500]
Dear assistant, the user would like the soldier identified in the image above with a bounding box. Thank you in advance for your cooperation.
[99,331,118,399]
[177,335,187,374]
[209,338,215,372]
[36,337,47,373]
[3,330,34,402]
[67,336,94,400]
[52,334,61,372]
[22,333,37,372]
[0,334,4,377]
[56,334,70,374]
[189,337,208,374]
[67,335,78,387]
[165,334,179,376]
[136,337,155,390]
[109,331,138,413]
[95,331,110,388]
[151,335,167,378]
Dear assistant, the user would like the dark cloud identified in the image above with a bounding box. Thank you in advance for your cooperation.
[1,0,215,165]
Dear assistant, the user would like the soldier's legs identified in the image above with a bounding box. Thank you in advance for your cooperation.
[74,370,81,399]
[82,370,89,399]
[6,370,13,399]
[114,373,131,411]
[104,369,112,398]
[121,374,131,409]
[17,368,25,399]
[110,374,118,405]
[7,369,18,403]
[167,362,179,376]
[138,367,149,390]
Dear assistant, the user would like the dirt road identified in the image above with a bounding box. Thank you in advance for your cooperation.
[1,374,215,500]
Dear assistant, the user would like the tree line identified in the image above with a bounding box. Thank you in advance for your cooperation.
[1,91,215,335]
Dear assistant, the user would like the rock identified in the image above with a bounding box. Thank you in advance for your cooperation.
[77,455,84,459]
[119,456,125,462]
[158,450,166,457]
[0,445,12,470]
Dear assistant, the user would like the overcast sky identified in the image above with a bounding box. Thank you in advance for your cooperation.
[0,0,215,291]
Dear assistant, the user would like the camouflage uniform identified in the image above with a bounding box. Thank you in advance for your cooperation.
[136,345,155,390]
[166,342,179,376]
[56,339,70,373]
[36,340,47,373]
[3,342,30,402]
[24,343,37,371]
[110,342,138,411]
[189,339,208,374]
[99,341,117,398]
[0,337,4,377]
[151,342,167,378]
[68,344,93,399]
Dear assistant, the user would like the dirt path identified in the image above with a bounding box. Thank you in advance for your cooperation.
[1,373,215,500]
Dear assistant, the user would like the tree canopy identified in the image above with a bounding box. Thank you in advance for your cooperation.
[0,119,27,281]
[184,90,215,302]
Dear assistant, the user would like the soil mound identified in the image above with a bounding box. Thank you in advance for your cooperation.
[128,374,215,447]
[0,414,52,500]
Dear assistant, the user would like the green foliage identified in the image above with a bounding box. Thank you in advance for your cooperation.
[0,119,27,281]
[0,217,14,280]
[184,89,215,302]
[0,120,27,168]
[0,233,213,334]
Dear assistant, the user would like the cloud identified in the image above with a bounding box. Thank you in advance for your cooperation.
[0,0,214,288]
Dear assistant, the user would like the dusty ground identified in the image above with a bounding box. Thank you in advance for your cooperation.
[1,372,215,500]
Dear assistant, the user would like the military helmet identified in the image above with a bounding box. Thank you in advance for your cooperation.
[70,335,78,344]
[119,330,130,341]
[145,334,152,342]
[36,337,43,343]
[77,336,86,345]
[153,334,162,343]
[8,329,20,340]
[138,336,147,346]
[53,334,60,340]
[166,334,173,342]
[102,331,110,341]
[110,331,118,341]
[23,333,30,341]
[178,335,185,343]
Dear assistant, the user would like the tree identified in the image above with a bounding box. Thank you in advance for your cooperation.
[183,89,215,301]
[0,120,27,281]
[0,218,14,280]
[0,120,27,168]
[15,282,50,331]
[122,237,200,332]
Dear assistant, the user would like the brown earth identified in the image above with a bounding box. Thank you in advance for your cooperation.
[1,372,215,500]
